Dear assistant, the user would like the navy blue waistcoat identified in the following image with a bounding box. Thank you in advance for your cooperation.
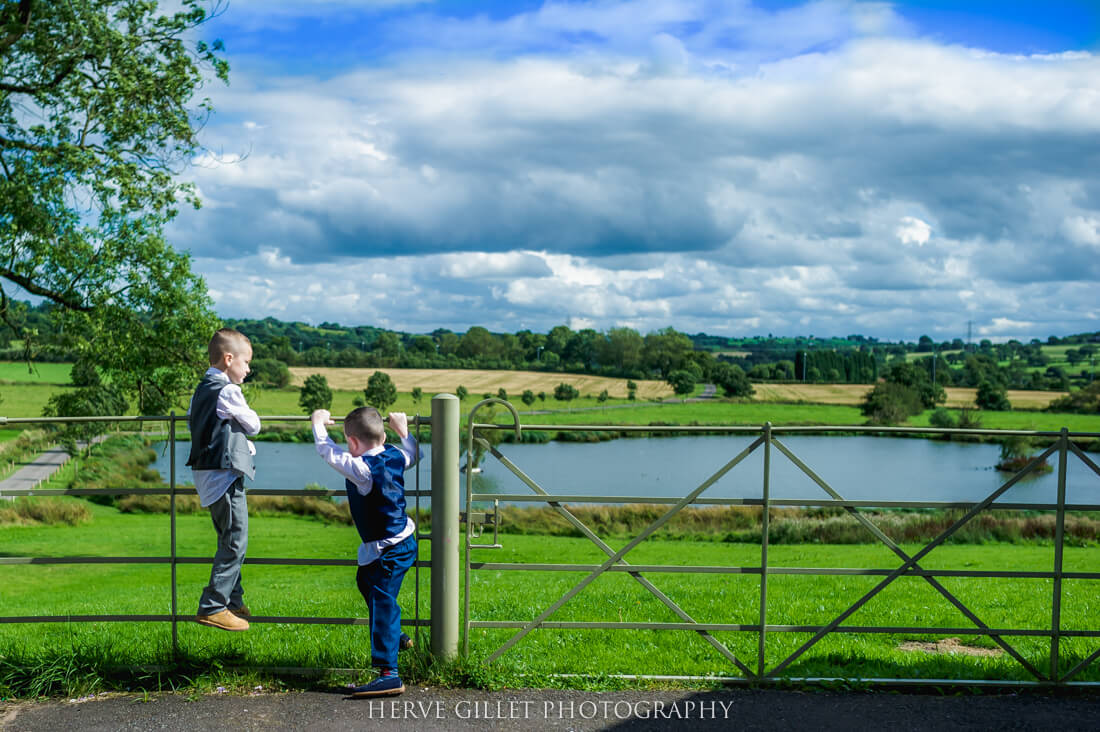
[346,444,408,543]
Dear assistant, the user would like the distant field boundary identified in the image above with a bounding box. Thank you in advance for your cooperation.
[287,367,674,400]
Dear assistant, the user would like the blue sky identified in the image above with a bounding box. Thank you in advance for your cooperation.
[168,0,1100,341]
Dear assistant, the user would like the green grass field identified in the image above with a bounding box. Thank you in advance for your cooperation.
[0,361,71,384]
[0,361,1096,436]
[2,497,1097,693]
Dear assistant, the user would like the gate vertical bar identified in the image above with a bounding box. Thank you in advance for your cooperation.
[757,422,772,676]
[413,414,422,645]
[431,394,459,661]
[169,412,178,657]
[1050,427,1068,681]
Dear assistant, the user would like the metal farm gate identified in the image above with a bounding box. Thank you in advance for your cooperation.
[461,398,1100,686]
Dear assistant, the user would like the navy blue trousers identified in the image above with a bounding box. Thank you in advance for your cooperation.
[356,534,417,669]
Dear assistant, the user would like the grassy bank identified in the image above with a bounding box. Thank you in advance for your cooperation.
[494,504,1100,546]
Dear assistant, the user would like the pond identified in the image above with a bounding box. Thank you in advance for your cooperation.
[150,435,1100,507]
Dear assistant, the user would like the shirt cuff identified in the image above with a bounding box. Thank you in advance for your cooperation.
[312,422,329,442]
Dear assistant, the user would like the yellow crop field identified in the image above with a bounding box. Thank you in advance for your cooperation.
[751,383,1066,409]
[287,367,673,400]
[287,368,1067,409]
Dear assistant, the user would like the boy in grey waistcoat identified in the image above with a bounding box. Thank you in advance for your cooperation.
[187,328,260,631]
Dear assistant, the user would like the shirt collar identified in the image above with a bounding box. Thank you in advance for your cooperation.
[204,367,229,383]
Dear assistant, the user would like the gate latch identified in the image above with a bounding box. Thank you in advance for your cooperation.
[462,499,502,549]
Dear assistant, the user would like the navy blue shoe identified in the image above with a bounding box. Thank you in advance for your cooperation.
[399,632,413,651]
[351,672,405,698]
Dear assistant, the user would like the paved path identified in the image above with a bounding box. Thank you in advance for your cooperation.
[0,436,107,499]
[0,446,72,498]
[3,687,1099,731]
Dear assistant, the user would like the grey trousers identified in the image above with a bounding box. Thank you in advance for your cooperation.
[197,477,248,615]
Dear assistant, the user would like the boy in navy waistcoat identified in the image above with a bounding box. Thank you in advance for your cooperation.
[311,405,419,697]
[187,328,260,632]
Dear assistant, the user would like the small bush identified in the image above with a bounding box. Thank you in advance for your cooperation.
[929,408,957,429]
[553,383,579,401]
[0,497,91,526]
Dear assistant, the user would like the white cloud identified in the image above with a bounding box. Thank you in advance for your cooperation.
[896,216,932,247]
[168,6,1100,340]
[1062,216,1100,247]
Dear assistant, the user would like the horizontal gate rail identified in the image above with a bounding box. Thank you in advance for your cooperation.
[466,562,1100,580]
[469,493,1100,511]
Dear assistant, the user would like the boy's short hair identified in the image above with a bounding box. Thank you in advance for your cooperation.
[344,406,386,445]
[208,328,251,365]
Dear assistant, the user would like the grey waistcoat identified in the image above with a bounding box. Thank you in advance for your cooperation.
[185,373,256,480]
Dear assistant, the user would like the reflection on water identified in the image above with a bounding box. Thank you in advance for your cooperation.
[151,435,1100,507]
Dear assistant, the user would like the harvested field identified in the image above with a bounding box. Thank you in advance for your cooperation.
[750,383,1066,409]
[286,369,1067,409]
[287,367,673,400]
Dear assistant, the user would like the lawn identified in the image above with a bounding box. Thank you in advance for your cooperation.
[0,361,72,385]
[0,383,74,418]
[2,499,1096,688]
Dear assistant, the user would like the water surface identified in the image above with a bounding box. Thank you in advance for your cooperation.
[151,435,1100,507]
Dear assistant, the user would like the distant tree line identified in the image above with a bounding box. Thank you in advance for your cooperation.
[1,299,1096,394]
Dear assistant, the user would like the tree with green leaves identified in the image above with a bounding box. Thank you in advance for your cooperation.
[667,369,696,398]
[0,0,228,414]
[861,381,923,425]
[248,358,290,388]
[976,380,1011,411]
[298,374,333,414]
[711,362,754,398]
[883,362,945,409]
[411,386,422,403]
[553,382,579,401]
[364,370,396,410]
[521,389,536,406]
[1047,381,1100,414]
[455,385,468,401]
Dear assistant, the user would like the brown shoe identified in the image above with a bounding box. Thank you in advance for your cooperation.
[229,605,251,618]
[196,609,249,631]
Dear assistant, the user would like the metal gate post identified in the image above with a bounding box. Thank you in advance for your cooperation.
[430,394,460,661]
[758,422,771,676]
[169,412,179,657]
[1050,427,1068,681]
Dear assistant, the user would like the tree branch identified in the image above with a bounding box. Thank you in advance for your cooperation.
[0,265,91,311]
[0,54,80,94]
[0,134,46,153]
[0,0,31,54]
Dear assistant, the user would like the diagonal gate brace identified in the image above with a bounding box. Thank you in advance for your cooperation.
[482,438,761,677]
[766,441,1059,678]
[483,436,765,666]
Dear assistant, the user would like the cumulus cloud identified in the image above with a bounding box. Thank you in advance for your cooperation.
[169,1,1100,340]
[1062,216,1100,248]
[896,217,932,247]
